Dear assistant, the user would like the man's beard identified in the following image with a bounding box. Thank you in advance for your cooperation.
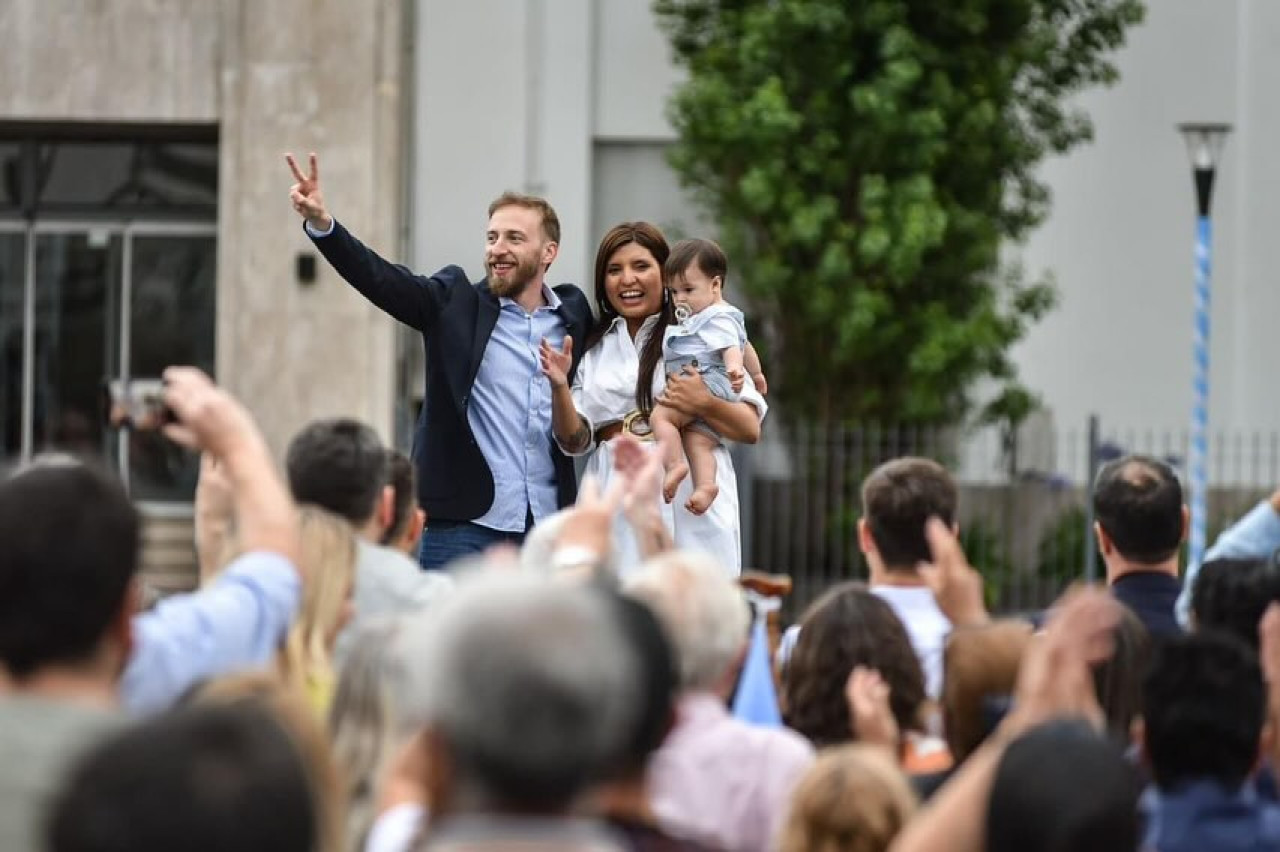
[487,253,541,297]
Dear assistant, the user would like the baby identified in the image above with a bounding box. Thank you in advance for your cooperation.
[650,238,765,515]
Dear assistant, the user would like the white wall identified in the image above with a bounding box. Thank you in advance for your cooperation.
[413,0,1280,439]
[413,0,591,287]
[1226,1,1280,433]
[0,0,218,121]
[592,0,682,141]
[1012,0,1250,437]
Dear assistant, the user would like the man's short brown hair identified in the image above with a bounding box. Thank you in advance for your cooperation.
[860,457,958,570]
[488,192,560,245]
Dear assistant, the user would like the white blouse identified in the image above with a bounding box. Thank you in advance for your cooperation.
[560,315,767,575]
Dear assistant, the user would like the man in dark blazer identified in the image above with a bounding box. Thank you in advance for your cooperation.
[1093,454,1185,640]
[286,153,592,569]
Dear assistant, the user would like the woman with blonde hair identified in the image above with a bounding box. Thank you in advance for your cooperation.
[280,505,357,715]
[328,617,418,852]
[779,744,918,852]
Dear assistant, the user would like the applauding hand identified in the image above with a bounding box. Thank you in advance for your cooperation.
[846,666,899,750]
[919,517,990,628]
[554,474,625,563]
[613,434,672,559]
[285,152,331,232]
[539,336,573,389]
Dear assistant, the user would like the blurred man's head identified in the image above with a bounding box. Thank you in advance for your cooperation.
[1092,455,1186,577]
[1190,555,1280,651]
[404,570,638,815]
[1142,631,1267,792]
[286,419,391,540]
[380,449,425,556]
[858,457,958,577]
[987,719,1140,852]
[0,460,139,688]
[625,551,749,698]
[49,703,316,852]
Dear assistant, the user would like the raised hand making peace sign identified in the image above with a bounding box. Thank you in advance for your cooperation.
[284,152,331,232]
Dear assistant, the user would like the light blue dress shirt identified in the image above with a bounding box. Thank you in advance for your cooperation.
[121,551,301,714]
[1177,499,1280,625]
[470,291,565,532]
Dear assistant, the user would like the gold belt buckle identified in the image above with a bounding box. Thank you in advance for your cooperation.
[621,410,655,442]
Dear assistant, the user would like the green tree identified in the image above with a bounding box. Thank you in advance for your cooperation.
[655,0,1144,424]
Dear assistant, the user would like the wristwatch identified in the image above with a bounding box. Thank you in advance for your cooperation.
[549,545,604,577]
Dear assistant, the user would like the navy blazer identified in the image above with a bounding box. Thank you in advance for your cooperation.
[308,221,592,521]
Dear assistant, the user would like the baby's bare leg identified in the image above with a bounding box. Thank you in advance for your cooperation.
[682,428,721,515]
[650,403,692,503]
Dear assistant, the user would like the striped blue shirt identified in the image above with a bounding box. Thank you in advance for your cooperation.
[470,287,565,532]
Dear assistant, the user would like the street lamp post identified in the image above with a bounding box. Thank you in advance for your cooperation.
[1177,122,1231,578]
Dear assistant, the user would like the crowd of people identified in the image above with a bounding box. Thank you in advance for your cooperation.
[3,159,1280,852]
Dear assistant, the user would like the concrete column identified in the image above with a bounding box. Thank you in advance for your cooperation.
[0,0,218,120]
[217,0,405,456]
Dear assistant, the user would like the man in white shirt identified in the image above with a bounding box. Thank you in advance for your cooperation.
[778,457,959,701]
[857,457,959,700]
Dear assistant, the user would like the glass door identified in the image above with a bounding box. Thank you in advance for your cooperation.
[0,231,25,463]
[123,229,216,501]
[1,222,216,501]
[32,228,124,465]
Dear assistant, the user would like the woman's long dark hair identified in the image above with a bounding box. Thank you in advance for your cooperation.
[634,294,675,416]
[582,222,672,414]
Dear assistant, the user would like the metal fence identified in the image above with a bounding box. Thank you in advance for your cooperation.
[737,419,1280,623]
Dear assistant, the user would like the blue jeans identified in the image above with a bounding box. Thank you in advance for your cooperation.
[418,520,527,571]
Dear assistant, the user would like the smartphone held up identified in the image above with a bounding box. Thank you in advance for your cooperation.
[102,378,175,431]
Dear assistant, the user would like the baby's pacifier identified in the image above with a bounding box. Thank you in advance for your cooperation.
[673,303,692,323]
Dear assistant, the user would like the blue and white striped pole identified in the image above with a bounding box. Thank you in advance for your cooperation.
[1177,122,1230,585]
[1189,214,1212,573]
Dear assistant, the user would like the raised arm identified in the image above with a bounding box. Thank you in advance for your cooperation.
[163,368,298,564]
[194,453,235,584]
[892,586,1120,852]
[119,369,304,714]
[1179,488,1280,624]
[286,151,448,331]
[614,434,674,560]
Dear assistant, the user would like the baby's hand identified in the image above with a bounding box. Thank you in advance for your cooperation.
[728,367,745,394]
[752,370,768,395]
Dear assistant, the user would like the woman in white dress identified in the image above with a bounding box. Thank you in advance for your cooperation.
[539,222,767,574]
